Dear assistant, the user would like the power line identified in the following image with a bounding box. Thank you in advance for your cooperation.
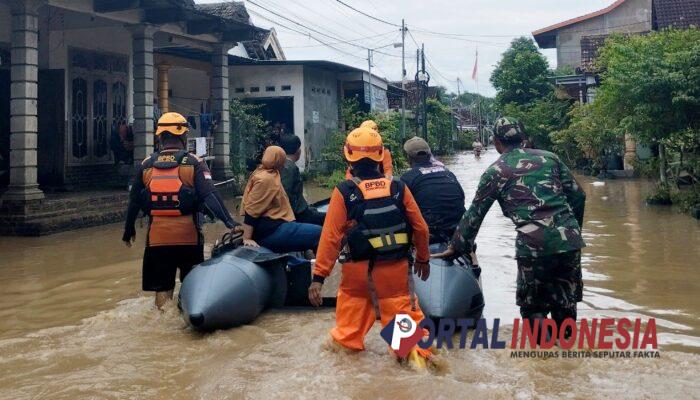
[412,29,521,39]
[332,0,401,27]
[323,0,384,36]
[261,0,381,44]
[283,30,396,48]
[246,0,401,57]
[246,9,367,61]
[331,0,522,44]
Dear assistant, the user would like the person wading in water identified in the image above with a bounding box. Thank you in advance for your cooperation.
[122,112,239,309]
[434,117,587,342]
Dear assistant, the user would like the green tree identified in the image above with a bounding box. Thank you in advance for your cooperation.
[596,28,700,184]
[490,37,551,107]
[229,98,267,181]
[502,93,573,150]
[551,101,622,171]
[426,98,453,154]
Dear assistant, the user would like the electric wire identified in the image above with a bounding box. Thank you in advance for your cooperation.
[259,0,382,46]
[246,8,367,61]
[332,0,401,27]
[246,0,401,57]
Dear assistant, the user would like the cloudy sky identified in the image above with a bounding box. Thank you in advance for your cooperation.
[201,0,615,96]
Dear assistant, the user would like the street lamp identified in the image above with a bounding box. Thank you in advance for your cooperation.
[367,42,402,111]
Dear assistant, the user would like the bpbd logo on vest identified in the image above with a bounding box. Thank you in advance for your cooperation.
[381,314,660,358]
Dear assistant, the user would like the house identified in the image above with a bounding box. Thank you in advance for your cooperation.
[221,58,392,172]
[533,0,700,102]
[532,0,700,171]
[0,0,264,235]
[388,80,439,112]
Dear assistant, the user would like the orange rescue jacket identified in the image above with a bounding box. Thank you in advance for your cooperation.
[313,178,429,279]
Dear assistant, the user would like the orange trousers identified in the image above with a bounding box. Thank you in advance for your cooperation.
[330,258,432,358]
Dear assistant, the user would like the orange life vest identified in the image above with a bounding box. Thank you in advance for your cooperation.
[141,150,199,247]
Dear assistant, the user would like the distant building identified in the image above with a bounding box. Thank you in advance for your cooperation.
[532,0,700,172]
[388,81,440,112]
[533,0,700,103]
[224,58,391,172]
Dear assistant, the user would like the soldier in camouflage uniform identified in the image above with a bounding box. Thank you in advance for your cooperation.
[434,117,586,338]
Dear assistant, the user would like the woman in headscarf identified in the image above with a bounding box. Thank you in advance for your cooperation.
[241,146,322,253]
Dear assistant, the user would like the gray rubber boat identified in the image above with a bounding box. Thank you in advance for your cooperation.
[415,243,484,320]
[179,241,314,331]
[181,201,484,331]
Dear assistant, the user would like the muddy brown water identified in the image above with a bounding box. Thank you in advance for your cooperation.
[1,151,699,399]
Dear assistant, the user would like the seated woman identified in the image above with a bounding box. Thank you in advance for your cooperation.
[241,146,322,253]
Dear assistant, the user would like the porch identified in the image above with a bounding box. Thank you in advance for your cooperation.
[0,0,263,235]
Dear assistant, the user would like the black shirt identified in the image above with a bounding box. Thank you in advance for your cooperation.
[400,160,466,238]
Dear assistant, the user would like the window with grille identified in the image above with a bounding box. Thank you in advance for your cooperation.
[69,49,128,165]
[93,80,108,158]
[71,77,88,159]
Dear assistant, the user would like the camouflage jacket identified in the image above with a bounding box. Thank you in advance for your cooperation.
[453,147,586,258]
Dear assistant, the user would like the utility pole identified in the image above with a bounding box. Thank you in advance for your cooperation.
[420,43,428,140]
[367,48,373,111]
[416,48,420,137]
[400,19,406,141]
[454,78,462,153]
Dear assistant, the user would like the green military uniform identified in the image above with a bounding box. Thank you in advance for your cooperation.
[281,157,308,216]
[452,117,586,327]
[280,157,325,226]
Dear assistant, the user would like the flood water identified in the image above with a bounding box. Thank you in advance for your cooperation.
[1,151,700,399]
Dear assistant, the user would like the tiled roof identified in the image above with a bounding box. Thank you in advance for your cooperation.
[653,0,700,29]
[532,0,629,36]
[194,1,250,24]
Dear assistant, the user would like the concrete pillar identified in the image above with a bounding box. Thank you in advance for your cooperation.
[157,63,170,113]
[3,0,44,201]
[624,132,637,171]
[211,44,231,179]
[130,25,156,164]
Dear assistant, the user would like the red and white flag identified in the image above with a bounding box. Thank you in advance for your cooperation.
[471,49,478,81]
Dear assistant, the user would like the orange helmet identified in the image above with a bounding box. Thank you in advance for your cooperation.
[360,119,379,133]
[156,112,189,136]
[344,127,384,163]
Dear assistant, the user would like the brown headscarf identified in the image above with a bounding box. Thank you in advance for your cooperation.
[241,146,295,222]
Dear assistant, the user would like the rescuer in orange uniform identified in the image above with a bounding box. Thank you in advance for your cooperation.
[309,127,434,366]
[122,112,239,309]
[344,120,393,179]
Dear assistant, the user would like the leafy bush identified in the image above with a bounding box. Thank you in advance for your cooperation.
[552,101,623,172]
[316,98,453,186]
[670,188,700,213]
[229,98,268,185]
[646,184,672,205]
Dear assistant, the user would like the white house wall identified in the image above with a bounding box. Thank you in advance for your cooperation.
[230,44,249,58]
[228,64,306,169]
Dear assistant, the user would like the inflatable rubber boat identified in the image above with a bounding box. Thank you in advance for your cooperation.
[414,243,484,320]
[180,202,484,331]
[179,235,315,331]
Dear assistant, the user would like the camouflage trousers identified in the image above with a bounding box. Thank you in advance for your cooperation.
[516,250,583,320]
